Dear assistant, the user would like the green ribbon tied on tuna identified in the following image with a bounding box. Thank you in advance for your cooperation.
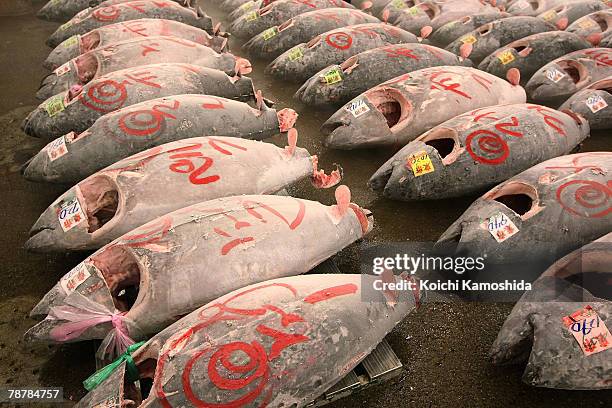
[83,341,146,391]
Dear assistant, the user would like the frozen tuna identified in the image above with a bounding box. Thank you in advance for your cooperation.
[36,36,251,100]
[490,233,611,389]
[242,8,380,59]
[295,43,471,107]
[72,272,418,407]
[445,16,555,65]
[36,0,167,22]
[267,23,418,81]
[45,18,228,71]
[231,0,355,39]
[566,10,612,45]
[506,0,569,17]
[22,93,297,184]
[369,104,590,200]
[228,0,264,21]
[25,132,340,251]
[536,0,608,30]
[23,63,255,140]
[437,152,612,264]
[25,188,374,355]
[321,66,526,149]
[392,0,497,35]
[220,0,264,12]
[525,48,612,103]
[559,76,611,130]
[478,31,591,85]
[46,0,213,48]
[427,11,511,48]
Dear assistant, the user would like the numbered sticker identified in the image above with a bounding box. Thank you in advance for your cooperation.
[579,19,595,29]
[64,35,79,47]
[407,151,435,177]
[46,136,68,161]
[563,306,611,356]
[323,68,343,84]
[391,0,406,9]
[586,94,608,113]
[262,27,279,41]
[346,98,370,118]
[245,11,258,22]
[45,94,66,117]
[56,194,86,232]
[546,68,565,83]
[54,62,71,77]
[497,50,516,65]
[542,10,557,21]
[59,21,73,31]
[60,263,92,294]
[461,35,477,45]
[486,212,519,243]
[287,47,304,62]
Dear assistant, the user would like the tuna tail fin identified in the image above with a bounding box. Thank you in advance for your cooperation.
[285,128,298,157]
[331,185,351,219]
[311,155,342,189]
[234,57,252,76]
[506,68,520,86]
[74,361,128,408]
[256,89,265,111]
[277,108,298,132]
[489,301,534,366]
[213,22,222,36]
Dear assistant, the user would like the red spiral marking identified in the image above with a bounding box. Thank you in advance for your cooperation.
[556,180,611,218]
[118,101,178,138]
[325,32,352,50]
[92,6,121,22]
[80,80,127,113]
[121,215,172,248]
[465,130,509,165]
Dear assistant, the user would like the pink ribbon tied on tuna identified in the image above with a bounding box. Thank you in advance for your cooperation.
[48,293,134,358]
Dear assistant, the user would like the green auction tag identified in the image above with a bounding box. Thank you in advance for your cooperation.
[408,5,420,15]
[323,68,343,85]
[262,27,279,41]
[45,94,66,117]
[392,0,406,9]
[287,47,304,61]
[64,35,79,47]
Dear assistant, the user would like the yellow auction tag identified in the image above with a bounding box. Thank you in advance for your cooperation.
[287,46,304,61]
[59,21,73,31]
[64,35,79,47]
[45,94,66,117]
[579,19,595,29]
[408,5,420,15]
[461,34,477,45]
[240,1,254,11]
[323,68,343,84]
[245,11,258,22]
[392,0,406,9]
[497,49,516,65]
[542,10,557,21]
[262,27,279,41]
[407,151,434,177]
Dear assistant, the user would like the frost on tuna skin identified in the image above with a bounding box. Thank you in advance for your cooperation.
[321,66,526,150]
[24,132,340,251]
[25,191,375,360]
[22,94,295,184]
[23,63,256,141]
[36,36,248,100]
[490,233,611,390]
[72,274,420,408]
[46,0,214,48]
[437,152,612,266]
[44,18,229,71]
[369,104,590,201]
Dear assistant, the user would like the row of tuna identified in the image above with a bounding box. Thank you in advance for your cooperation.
[25,0,611,405]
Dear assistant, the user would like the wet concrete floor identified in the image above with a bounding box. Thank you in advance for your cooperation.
[0,1,610,406]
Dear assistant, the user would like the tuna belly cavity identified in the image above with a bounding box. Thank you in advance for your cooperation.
[368,88,412,132]
[79,175,119,234]
[90,245,141,313]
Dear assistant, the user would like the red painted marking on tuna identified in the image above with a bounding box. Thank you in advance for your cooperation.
[303,284,358,304]
[121,215,172,248]
[293,0,317,7]
[118,100,180,137]
[313,10,344,23]
[213,227,231,237]
[383,46,419,59]
[200,96,225,110]
[470,108,499,122]
[155,280,358,408]
[221,237,255,254]
[120,21,149,37]
[471,73,493,92]
[584,49,612,67]
[422,45,446,60]
[465,116,523,165]
[526,105,566,136]
[350,26,380,39]
[207,138,248,155]
[556,180,611,218]
[92,6,120,22]
[325,32,352,50]
[429,71,471,99]
[140,42,160,56]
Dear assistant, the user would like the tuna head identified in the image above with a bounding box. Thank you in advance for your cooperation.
[44,34,84,70]
[25,175,122,253]
[22,88,87,140]
[436,152,612,265]
[393,1,440,33]
[489,233,612,389]
[558,76,612,130]
[321,84,416,149]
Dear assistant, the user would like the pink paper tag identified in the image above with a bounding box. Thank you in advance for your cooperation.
[563,305,611,356]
